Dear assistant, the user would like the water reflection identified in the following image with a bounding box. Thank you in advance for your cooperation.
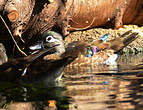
[1,53,143,109]
[64,53,143,110]
[64,72,143,110]
[0,82,70,110]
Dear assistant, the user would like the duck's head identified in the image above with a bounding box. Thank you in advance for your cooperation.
[29,31,65,55]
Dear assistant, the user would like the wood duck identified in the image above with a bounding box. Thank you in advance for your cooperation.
[32,30,138,66]
[0,30,136,82]
[0,45,74,82]
[29,31,65,56]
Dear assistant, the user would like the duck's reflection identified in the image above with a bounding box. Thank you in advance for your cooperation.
[0,82,69,110]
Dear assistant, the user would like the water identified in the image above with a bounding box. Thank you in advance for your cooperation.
[1,53,143,110]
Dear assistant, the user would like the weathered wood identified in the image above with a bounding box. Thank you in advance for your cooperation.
[0,43,8,65]
[0,0,6,11]
[0,0,143,40]
[23,0,64,39]
[2,0,35,38]
[7,10,19,22]
[63,0,143,35]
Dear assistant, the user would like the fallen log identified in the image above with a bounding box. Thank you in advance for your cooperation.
[0,0,143,46]
[0,0,6,11]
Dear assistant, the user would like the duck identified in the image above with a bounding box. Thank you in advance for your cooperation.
[1,30,138,83]
[30,30,138,67]
[0,30,135,82]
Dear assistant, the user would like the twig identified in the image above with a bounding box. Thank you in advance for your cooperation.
[0,15,27,56]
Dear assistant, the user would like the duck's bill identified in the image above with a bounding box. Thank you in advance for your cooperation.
[29,43,43,50]
[23,44,60,64]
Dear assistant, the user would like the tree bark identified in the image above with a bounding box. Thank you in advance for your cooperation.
[0,0,6,11]
[0,0,143,40]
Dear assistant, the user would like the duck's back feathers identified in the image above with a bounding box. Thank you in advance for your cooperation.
[96,31,138,52]
[61,41,90,58]
[61,31,139,66]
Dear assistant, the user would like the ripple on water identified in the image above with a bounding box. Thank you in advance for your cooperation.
[0,53,143,109]
[63,53,143,110]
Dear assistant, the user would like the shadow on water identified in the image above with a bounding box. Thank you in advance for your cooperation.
[1,53,143,109]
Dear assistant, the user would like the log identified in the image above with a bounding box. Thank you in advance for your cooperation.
[0,0,143,40]
[0,0,35,38]
[0,43,8,65]
[63,0,143,35]
[0,0,6,11]
[22,0,64,39]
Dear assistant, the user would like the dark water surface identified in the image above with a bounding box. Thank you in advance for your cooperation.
[1,53,143,110]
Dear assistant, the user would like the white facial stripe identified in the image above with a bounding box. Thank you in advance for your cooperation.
[46,35,59,43]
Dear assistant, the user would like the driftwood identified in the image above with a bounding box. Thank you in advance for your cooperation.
[0,0,143,44]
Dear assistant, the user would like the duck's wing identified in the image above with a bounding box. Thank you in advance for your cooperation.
[96,31,139,52]
[92,33,109,45]
[61,41,90,58]
[0,45,58,77]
